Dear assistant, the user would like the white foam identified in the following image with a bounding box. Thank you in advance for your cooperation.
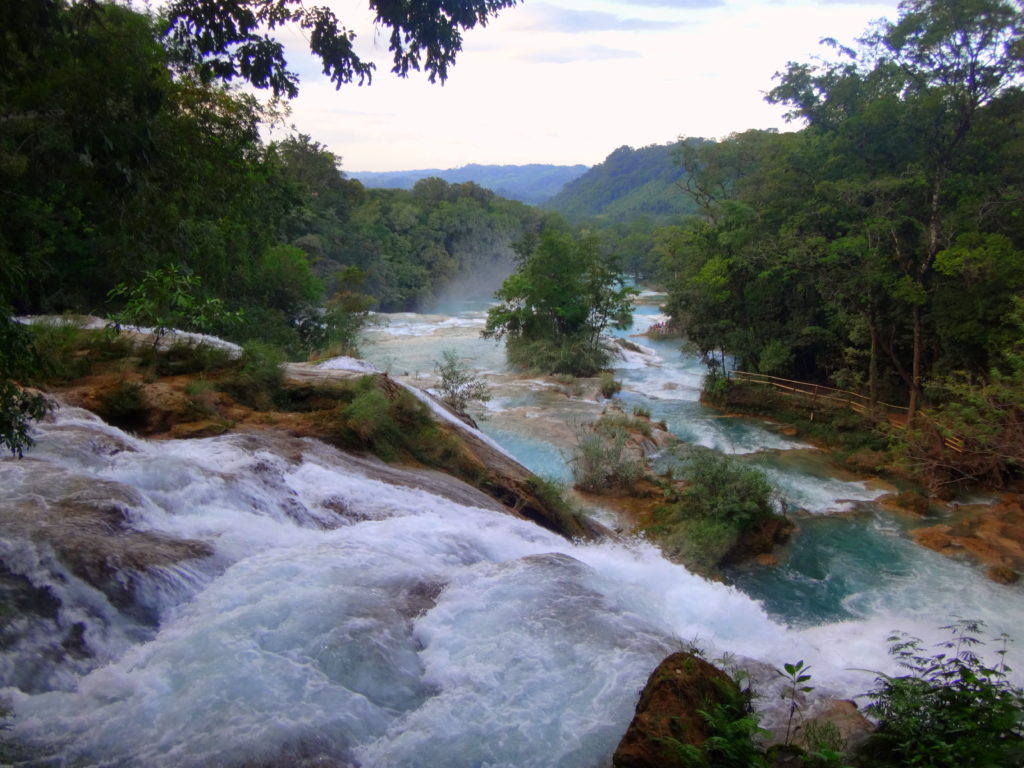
[316,356,382,374]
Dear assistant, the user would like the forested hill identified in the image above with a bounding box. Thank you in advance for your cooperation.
[543,140,707,222]
[350,164,588,205]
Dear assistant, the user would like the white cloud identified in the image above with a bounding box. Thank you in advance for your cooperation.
[267,0,901,172]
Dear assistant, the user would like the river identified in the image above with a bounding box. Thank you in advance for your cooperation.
[1,296,1021,766]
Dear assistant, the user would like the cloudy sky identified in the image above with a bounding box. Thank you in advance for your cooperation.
[270,0,901,173]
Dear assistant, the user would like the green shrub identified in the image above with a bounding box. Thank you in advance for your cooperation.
[83,331,136,362]
[335,377,463,466]
[0,381,50,457]
[649,449,777,572]
[24,317,90,381]
[221,342,286,410]
[434,349,490,415]
[182,377,218,419]
[659,515,739,575]
[525,475,589,538]
[701,365,730,406]
[155,338,234,376]
[342,387,400,458]
[0,317,53,457]
[106,264,243,348]
[599,371,622,398]
[506,335,609,377]
[633,404,652,419]
[296,287,376,359]
[858,620,1024,768]
[569,417,645,492]
[673,449,775,529]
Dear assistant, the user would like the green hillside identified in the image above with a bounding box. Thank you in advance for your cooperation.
[544,140,707,222]
[350,163,588,205]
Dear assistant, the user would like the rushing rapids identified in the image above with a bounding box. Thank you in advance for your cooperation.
[1,300,1022,766]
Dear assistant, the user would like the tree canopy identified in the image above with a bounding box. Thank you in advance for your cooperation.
[484,229,636,376]
[658,0,1024,487]
[163,0,519,98]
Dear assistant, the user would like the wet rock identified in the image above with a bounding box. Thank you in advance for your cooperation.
[912,496,1024,582]
[170,419,231,439]
[724,516,795,567]
[613,651,739,768]
[800,699,873,751]
[987,565,1020,584]
[912,524,956,553]
[2,464,213,624]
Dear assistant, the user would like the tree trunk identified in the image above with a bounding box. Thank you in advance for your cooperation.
[908,304,922,423]
[869,323,878,408]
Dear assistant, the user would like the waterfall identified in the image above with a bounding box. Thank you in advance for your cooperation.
[2,311,1022,765]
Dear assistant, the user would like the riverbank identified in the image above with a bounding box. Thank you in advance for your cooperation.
[709,378,1024,584]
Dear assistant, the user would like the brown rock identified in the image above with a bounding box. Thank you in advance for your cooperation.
[958,537,1010,567]
[170,419,230,439]
[724,515,795,566]
[912,524,956,554]
[911,498,1024,582]
[987,565,1020,585]
[801,699,873,750]
[613,652,739,768]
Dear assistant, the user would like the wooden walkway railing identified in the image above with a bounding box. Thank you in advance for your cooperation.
[727,370,964,453]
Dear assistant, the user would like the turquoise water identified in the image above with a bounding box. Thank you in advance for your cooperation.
[727,513,917,626]
[361,299,1024,635]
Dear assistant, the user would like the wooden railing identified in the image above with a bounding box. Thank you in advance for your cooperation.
[727,370,964,453]
[728,370,908,414]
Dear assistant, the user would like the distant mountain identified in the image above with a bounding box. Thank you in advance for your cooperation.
[348,163,589,205]
[543,140,707,222]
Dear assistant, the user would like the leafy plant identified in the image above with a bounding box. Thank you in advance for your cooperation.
[154,338,234,376]
[0,316,52,457]
[106,264,243,349]
[659,675,770,768]
[859,619,1024,768]
[776,659,814,746]
[800,720,847,768]
[524,475,590,539]
[434,349,490,416]
[0,381,50,457]
[295,281,377,359]
[483,229,636,377]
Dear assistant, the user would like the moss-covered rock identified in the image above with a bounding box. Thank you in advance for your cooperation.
[613,651,749,768]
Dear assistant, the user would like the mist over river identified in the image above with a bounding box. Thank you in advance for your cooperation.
[1,296,1021,766]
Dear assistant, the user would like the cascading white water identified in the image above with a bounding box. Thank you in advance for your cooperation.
[1,407,788,766]
[2,304,1022,766]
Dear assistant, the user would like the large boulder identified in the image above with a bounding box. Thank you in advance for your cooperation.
[613,651,741,768]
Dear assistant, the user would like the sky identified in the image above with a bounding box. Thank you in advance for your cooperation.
[268,0,902,173]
